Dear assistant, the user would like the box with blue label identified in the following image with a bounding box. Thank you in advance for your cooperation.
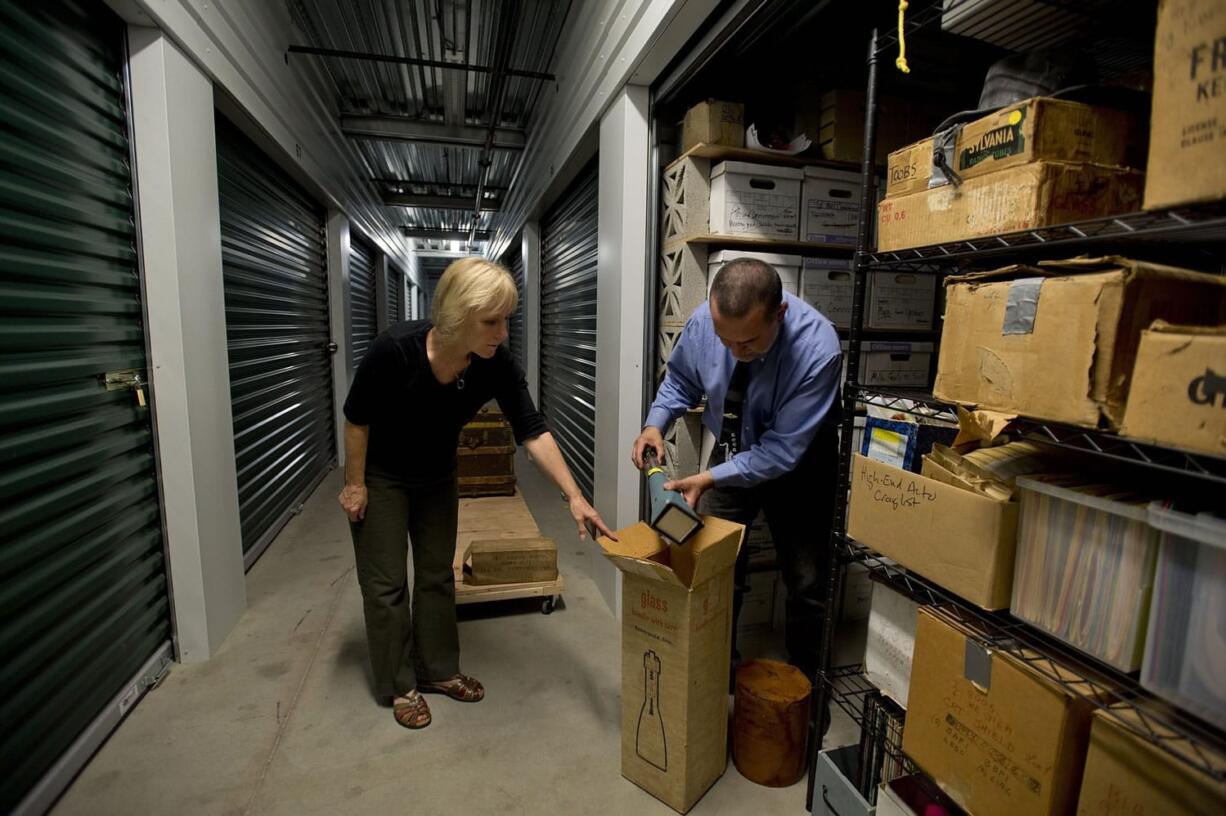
[859,417,957,473]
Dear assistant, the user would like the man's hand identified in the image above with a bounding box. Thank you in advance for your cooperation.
[339,483,368,522]
[663,471,715,509]
[631,426,666,470]
[569,495,617,541]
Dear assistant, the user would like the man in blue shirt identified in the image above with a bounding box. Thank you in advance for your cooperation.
[632,257,842,679]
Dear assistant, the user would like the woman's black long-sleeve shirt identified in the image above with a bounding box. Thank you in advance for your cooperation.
[343,320,548,483]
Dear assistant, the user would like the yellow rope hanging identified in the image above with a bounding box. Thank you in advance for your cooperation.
[896,0,911,74]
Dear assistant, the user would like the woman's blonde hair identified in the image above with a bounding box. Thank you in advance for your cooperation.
[431,256,518,340]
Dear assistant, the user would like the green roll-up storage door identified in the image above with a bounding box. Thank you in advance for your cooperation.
[0,0,172,809]
[539,164,598,502]
[349,237,377,367]
[216,118,336,566]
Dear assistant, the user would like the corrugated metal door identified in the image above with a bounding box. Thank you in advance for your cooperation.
[504,244,526,371]
[386,264,403,324]
[0,0,172,809]
[539,165,598,501]
[349,237,376,366]
[216,118,336,565]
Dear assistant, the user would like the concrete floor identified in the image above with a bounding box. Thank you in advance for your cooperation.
[55,453,856,815]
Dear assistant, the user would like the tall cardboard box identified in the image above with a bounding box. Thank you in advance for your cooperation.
[682,99,744,151]
[935,257,1226,429]
[599,517,743,814]
[1144,0,1226,209]
[904,607,1099,816]
[1075,705,1226,815]
[847,454,1017,609]
[876,162,1143,252]
[886,97,1137,198]
[1121,322,1226,456]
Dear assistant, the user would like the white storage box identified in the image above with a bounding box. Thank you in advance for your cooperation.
[802,166,862,245]
[709,161,802,239]
[1141,503,1226,730]
[864,582,920,709]
[708,250,800,297]
[800,257,854,326]
[843,562,873,621]
[1013,477,1159,672]
[814,746,876,816]
[859,342,933,389]
[866,272,936,329]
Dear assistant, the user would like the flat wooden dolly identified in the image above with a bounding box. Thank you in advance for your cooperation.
[452,493,564,614]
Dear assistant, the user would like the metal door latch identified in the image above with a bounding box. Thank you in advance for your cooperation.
[103,369,147,407]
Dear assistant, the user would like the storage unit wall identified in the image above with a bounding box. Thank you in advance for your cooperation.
[539,164,599,502]
[0,0,174,809]
[216,117,337,567]
[806,2,1226,812]
[386,262,403,325]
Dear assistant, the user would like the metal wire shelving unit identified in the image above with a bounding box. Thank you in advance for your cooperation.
[804,0,1226,810]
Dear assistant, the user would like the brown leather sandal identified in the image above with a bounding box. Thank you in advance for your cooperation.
[392,690,432,729]
[418,673,485,702]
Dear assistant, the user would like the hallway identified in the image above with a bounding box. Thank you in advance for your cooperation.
[54,454,819,815]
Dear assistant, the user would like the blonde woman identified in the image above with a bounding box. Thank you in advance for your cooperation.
[339,257,614,730]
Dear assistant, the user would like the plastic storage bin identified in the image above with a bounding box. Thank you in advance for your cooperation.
[1012,477,1159,672]
[1141,503,1226,730]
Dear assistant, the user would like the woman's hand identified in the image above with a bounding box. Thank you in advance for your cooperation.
[569,495,616,541]
[339,483,368,522]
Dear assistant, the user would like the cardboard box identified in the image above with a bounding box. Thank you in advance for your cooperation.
[935,257,1226,429]
[1121,322,1226,456]
[847,454,1017,609]
[859,342,934,390]
[709,161,803,240]
[599,517,743,814]
[801,166,861,244]
[864,581,920,709]
[866,272,936,329]
[876,162,1144,252]
[904,607,1098,816]
[800,257,853,326]
[708,250,800,297]
[1144,0,1226,209]
[464,537,557,585]
[815,90,933,164]
[886,97,1137,198]
[1075,705,1226,815]
[682,99,744,152]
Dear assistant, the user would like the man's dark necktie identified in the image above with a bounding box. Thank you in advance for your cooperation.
[719,361,752,458]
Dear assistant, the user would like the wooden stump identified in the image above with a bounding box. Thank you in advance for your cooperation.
[732,659,812,787]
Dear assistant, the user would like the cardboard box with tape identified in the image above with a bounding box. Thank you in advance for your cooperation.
[934,257,1226,429]
[886,97,1137,199]
[876,162,1143,252]
[1144,0,1226,209]
[904,607,1101,816]
[599,517,743,814]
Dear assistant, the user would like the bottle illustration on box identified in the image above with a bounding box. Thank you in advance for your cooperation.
[636,650,667,771]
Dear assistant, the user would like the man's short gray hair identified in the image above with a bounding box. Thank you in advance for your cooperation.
[709,258,783,318]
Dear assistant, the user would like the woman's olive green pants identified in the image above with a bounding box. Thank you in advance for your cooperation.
[349,470,460,699]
